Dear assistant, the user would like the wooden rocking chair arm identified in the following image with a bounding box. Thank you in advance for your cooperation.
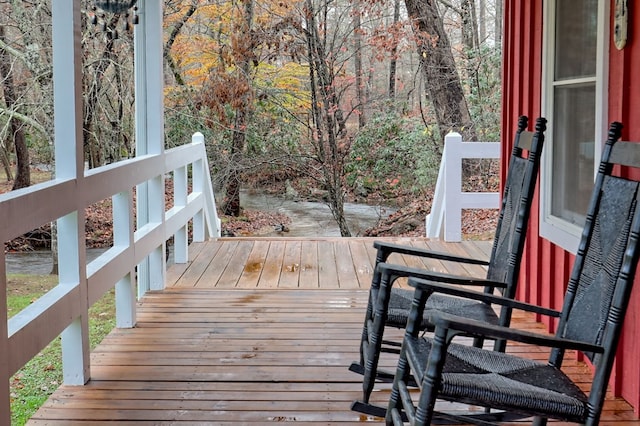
[428,311,604,354]
[378,262,506,288]
[373,241,490,266]
[408,277,560,318]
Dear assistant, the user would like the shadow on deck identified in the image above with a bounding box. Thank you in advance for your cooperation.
[27,238,640,424]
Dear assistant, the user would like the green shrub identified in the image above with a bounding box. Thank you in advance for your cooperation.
[346,112,441,198]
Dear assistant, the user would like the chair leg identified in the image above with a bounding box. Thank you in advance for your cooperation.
[415,327,452,425]
[362,318,384,402]
[361,274,396,403]
[386,346,411,425]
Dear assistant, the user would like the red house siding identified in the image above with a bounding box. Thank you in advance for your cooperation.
[501,0,640,413]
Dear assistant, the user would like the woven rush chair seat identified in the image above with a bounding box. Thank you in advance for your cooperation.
[387,122,640,426]
[408,336,588,420]
[350,116,547,418]
[387,291,498,329]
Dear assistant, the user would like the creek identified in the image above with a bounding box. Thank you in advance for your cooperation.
[5,192,394,274]
[239,190,395,237]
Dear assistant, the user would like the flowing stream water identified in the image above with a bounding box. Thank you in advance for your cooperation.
[5,191,394,274]
[239,190,395,237]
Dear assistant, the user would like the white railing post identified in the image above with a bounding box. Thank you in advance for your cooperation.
[113,191,136,328]
[192,132,221,241]
[426,132,501,242]
[192,133,206,243]
[174,164,189,263]
[444,133,464,242]
[426,135,449,239]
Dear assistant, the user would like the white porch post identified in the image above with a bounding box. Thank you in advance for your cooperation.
[52,0,90,385]
[134,0,166,296]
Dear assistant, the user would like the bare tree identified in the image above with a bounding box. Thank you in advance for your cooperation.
[388,0,401,98]
[0,25,29,189]
[495,0,502,47]
[303,0,353,236]
[353,1,365,128]
[220,0,255,216]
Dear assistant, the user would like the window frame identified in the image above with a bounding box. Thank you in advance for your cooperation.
[540,0,610,253]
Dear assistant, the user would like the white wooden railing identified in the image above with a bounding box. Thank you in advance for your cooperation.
[0,133,220,421]
[426,132,500,242]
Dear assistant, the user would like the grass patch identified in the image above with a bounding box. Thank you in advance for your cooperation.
[7,274,116,425]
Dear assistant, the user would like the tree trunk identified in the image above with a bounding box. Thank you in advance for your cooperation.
[304,0,351,237]
[84,16,118,168]
[10,124,29,190]
[0,142,12,181]
[0,25,30,190]
[222,0,254,217]
[353,1,365,128]
[461,0,479,51]
[495,0,502,48]
[388,0,401,98]
[404,0,476,141]
[479,0,486,42]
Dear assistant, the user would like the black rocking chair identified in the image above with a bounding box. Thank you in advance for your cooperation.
[350,116,547,417]
[386,121,640,425]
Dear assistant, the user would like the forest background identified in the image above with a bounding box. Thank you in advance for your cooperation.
[0,0,502,243]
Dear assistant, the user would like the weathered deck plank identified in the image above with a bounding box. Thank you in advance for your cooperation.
[27,238,640,425]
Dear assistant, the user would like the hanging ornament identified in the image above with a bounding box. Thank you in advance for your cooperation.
[93,0,137,14]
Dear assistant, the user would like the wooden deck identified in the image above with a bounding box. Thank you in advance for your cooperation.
[28,238,640,424]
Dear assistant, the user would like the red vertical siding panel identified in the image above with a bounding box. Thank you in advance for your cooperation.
[503,0,640,414]
[539,238,554,328]
[611,1,640,412]
[525,2,544,312]
[502,1,544,309]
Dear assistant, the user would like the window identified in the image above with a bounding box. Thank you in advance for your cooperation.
[540,0,608,253]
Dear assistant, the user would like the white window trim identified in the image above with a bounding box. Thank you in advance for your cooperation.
[539,0,610,254]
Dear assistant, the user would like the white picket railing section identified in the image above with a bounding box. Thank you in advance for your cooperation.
[0,133,220,420]
[426,132,500,242]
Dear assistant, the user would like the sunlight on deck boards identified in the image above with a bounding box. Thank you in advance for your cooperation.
[27,238,639,424]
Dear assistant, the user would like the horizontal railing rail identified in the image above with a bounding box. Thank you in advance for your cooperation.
[426,132,500,242]
[0,133,220,420]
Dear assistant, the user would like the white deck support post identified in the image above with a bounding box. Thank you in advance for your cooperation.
[444,132,464,241]
[444,132,501,241]
[113,191,136,328]
[427,132,501,242]
[192,133,206,243]
[426,143,447,239]
[52,0,90,385]
[135,0,166,295]
[191,132,221,242]
[173,164,188,263]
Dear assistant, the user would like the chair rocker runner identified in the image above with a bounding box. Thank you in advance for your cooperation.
[350,116,547,417]
[386,122,640,425]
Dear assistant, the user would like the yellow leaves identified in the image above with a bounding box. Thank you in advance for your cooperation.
[256,62,311,111]
[166,0,310,117]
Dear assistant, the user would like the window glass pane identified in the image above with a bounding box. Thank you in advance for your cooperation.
[554,0,598,80]
[551,83,596,224]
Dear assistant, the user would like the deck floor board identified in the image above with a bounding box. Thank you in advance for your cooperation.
[28,238,640,424]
